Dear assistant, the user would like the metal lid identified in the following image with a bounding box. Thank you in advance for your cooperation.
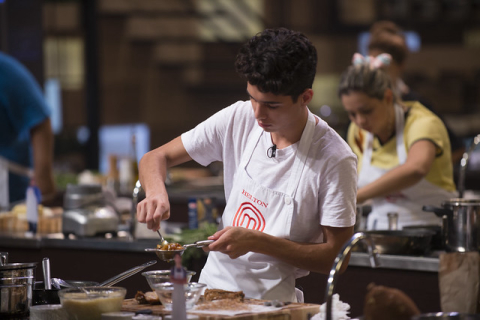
[442,198,480,206]
[0,262,37,271]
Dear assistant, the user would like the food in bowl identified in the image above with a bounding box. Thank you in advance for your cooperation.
[142,270,196,292]
[58,286,126,320]
[157,243,184,250]
[153,282,206,310]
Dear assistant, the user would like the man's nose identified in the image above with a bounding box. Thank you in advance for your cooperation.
[253,102,266,119]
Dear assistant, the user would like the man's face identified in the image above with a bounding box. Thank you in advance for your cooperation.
[246,83,309,134]
[341,90,390,136]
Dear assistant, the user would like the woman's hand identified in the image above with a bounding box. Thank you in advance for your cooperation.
[357,139,437,203]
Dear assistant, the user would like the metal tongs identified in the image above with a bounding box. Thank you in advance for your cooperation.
[145,239,214,261]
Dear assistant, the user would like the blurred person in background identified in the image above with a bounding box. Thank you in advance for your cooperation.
[0,51,56,205]
[367,20,465,165]
[338,53,457,230]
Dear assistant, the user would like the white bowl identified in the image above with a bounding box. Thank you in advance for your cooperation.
[153,282,206,310]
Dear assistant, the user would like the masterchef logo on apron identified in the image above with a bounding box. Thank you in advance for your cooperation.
[233,201,266,231]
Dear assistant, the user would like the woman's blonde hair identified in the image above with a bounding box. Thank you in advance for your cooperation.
[338,63,395,101]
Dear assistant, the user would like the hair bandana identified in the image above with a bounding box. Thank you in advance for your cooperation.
[352,53,392,69]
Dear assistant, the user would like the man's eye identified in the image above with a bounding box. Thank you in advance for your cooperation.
[265,104,278,109]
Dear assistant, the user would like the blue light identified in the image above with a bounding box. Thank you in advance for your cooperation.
[357,30,422,55]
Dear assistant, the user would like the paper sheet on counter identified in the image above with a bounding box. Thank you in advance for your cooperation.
[188,301,280,316]
[439,251,480,313]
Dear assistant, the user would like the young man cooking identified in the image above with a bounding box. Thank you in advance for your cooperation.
[136,28,357,302]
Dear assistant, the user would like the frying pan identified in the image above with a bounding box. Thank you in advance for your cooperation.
[354,229,436,255]
[403,224,443,250]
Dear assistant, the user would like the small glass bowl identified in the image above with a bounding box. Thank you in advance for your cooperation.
[142,270,196,292]
[58,286,126,320]
[153,282,206,310]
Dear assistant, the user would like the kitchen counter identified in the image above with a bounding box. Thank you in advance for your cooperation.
[122,298,321,320]
[0,233,442,317]
[0,233,439,272]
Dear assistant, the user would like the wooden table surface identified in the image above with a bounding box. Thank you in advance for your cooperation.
[122,298,321,320]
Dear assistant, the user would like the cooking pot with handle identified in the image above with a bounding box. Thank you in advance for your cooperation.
[0,261,37,318]
[423,199,480,252]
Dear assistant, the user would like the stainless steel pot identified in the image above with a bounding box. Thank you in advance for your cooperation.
[423,199,480,252]
[0,262,37,318]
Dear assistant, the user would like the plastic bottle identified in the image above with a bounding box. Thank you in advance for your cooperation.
[188,198,198,229]
[130,131,139,184]
[119,157,134,196]
[26,179,41,234]
[106,154,120,195]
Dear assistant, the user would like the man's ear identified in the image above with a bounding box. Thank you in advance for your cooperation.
[301,88,314,106]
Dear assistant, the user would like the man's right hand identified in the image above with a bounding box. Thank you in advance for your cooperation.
[136,192,171,231]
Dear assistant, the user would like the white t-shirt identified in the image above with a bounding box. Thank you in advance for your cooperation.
[181,100,357,243]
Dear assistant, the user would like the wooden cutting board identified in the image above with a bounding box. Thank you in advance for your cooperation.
[122,298,320,320]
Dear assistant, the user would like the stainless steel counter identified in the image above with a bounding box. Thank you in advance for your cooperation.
[350,252,439,272]
[0,233,158,253]
[0,233,439,272]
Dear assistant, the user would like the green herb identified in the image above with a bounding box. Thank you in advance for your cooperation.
[165,222,218,269]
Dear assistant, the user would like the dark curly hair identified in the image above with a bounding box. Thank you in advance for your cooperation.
[234,28,317,102]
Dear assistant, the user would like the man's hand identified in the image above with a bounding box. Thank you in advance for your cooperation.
[205,227,258,259]
[136,192,171,231]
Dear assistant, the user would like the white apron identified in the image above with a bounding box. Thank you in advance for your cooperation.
[199,112,316,302]
[359,104,457,230]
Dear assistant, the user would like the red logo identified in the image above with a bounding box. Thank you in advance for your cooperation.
[232,202,265,231]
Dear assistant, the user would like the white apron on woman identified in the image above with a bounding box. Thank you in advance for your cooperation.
[359,104,457,230]
[199,112,316,302]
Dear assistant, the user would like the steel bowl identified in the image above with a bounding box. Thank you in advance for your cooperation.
[355,229,436,255]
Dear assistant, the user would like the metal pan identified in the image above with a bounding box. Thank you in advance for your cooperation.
[403,224,443,250]
[354,229,436,255]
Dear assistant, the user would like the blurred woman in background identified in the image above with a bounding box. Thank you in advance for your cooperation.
[367,20,465,164]
[338,53,457,230]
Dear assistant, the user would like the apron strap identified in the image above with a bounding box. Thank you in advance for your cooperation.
[286,111,316,198]
[394,104,407,164]
[240,125,264,168]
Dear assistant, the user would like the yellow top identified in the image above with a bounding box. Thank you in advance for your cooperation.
[347,101,457,192]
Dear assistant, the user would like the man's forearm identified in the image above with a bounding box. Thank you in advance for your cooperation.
[251,226,353,274]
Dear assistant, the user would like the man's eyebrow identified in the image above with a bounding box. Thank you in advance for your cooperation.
[246,90,282,104]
